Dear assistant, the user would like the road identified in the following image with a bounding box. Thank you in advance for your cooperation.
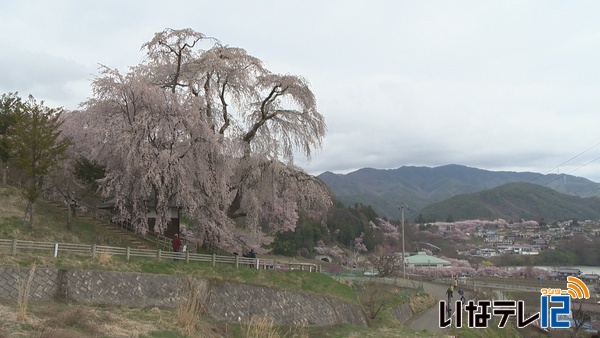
[338,275,562,334]
[406,279,452,333]
[337,276,464,333]
[351,276,600,336]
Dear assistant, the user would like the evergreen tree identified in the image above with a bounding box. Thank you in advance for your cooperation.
[73,156,106,192]
[0,92,22,185]
[11,95,70,229]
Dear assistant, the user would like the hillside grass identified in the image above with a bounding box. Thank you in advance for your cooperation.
[0,184,520,337]
[0,184,358,304]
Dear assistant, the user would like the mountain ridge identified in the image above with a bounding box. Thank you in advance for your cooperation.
[317,164,600,219]
[418,182,600,223]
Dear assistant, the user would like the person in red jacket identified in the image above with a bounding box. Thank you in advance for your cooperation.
[172,234,182,261]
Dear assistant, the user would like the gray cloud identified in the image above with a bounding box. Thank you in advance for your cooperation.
[2,0,600,182]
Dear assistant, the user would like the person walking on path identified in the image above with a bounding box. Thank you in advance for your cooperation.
[172,234,182,261]
[446,287,453,303]
[458,288,465,303]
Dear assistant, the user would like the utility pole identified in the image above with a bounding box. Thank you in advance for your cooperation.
[399,202,408,279]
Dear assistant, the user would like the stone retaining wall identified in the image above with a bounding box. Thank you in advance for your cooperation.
[0,267,59,301]
[389,302,413,324]
[0,266,367,327]
[208,281,367,326]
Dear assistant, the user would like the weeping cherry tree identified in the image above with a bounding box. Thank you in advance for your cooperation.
[64,28,331,250]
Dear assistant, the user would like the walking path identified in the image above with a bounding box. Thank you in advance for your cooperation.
[338,276,464,333]
[406,279,450,333]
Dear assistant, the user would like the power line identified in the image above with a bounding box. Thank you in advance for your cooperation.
[530,140,600,184]
[540,155,600,186]
[546,141,600,175]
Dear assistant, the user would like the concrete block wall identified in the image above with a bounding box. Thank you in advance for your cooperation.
[208,281,368,326]
[62,270,191,308]
[0,267,60,301]
[389,302,413,324]
[0,266,367,327]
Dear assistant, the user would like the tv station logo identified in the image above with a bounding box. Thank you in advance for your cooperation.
[439,276,591,329]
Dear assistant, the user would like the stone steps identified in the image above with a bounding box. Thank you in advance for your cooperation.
[46,200,155,250]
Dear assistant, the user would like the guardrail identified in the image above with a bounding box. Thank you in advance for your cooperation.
[435,277,549,292]
[471,282,539,292]
[0,238,321,272]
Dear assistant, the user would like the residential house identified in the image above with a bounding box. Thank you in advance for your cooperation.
[549,268,582,280]
[405,252,451,269]
[475,248,499,257]
[581,274,600,284]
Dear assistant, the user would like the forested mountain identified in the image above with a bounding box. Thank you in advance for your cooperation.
[317,164,600,219]
[418,182,600,223]
[271,201,382,257]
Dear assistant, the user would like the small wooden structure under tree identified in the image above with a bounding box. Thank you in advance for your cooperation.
[97,197,180,238]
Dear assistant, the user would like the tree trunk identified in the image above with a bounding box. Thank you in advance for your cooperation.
[22,201,31,225]
[1,161,6,185]
[29,202,35,230]
[66,199,73,231]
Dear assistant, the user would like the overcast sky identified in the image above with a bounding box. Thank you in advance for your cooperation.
[2,1,600,182]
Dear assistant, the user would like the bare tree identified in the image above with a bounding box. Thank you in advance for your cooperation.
[368,245,400,278]
[359,281,403,319]
[570,298,592,337]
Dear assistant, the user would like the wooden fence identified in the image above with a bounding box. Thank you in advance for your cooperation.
[0,238,321,272]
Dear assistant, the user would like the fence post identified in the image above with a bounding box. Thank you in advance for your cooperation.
[157,249,162,262]
[212,254,216,267]
[126,247,131,262]
[11,238,17,255]
[235,254,239,269]
[92,244,96,259]
[256,258,259,270]
[185,251,189,264]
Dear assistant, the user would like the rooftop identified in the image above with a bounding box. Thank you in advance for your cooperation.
[405,252,451,265]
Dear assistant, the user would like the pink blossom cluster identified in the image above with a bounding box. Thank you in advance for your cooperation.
[378,218,401,241]
[413,263,550,279]
[353,233,368,253]
[314,240,346,262]
[417,219,542,242]
[507,220,540,228]
[56,28,332,251]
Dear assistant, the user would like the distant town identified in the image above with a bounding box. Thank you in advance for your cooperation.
[458,219,600,258]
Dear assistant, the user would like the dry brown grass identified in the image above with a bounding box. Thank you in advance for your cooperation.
[242,316,309,338]
[96,252,113,264]
[0,186,27,220]
[14,303,100,337]
[32,327,86,338]
[244,316,280,338]
[1,301,171,337]
[176,276,210,337]
[409,292,436,315]
[16,264,36,321]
